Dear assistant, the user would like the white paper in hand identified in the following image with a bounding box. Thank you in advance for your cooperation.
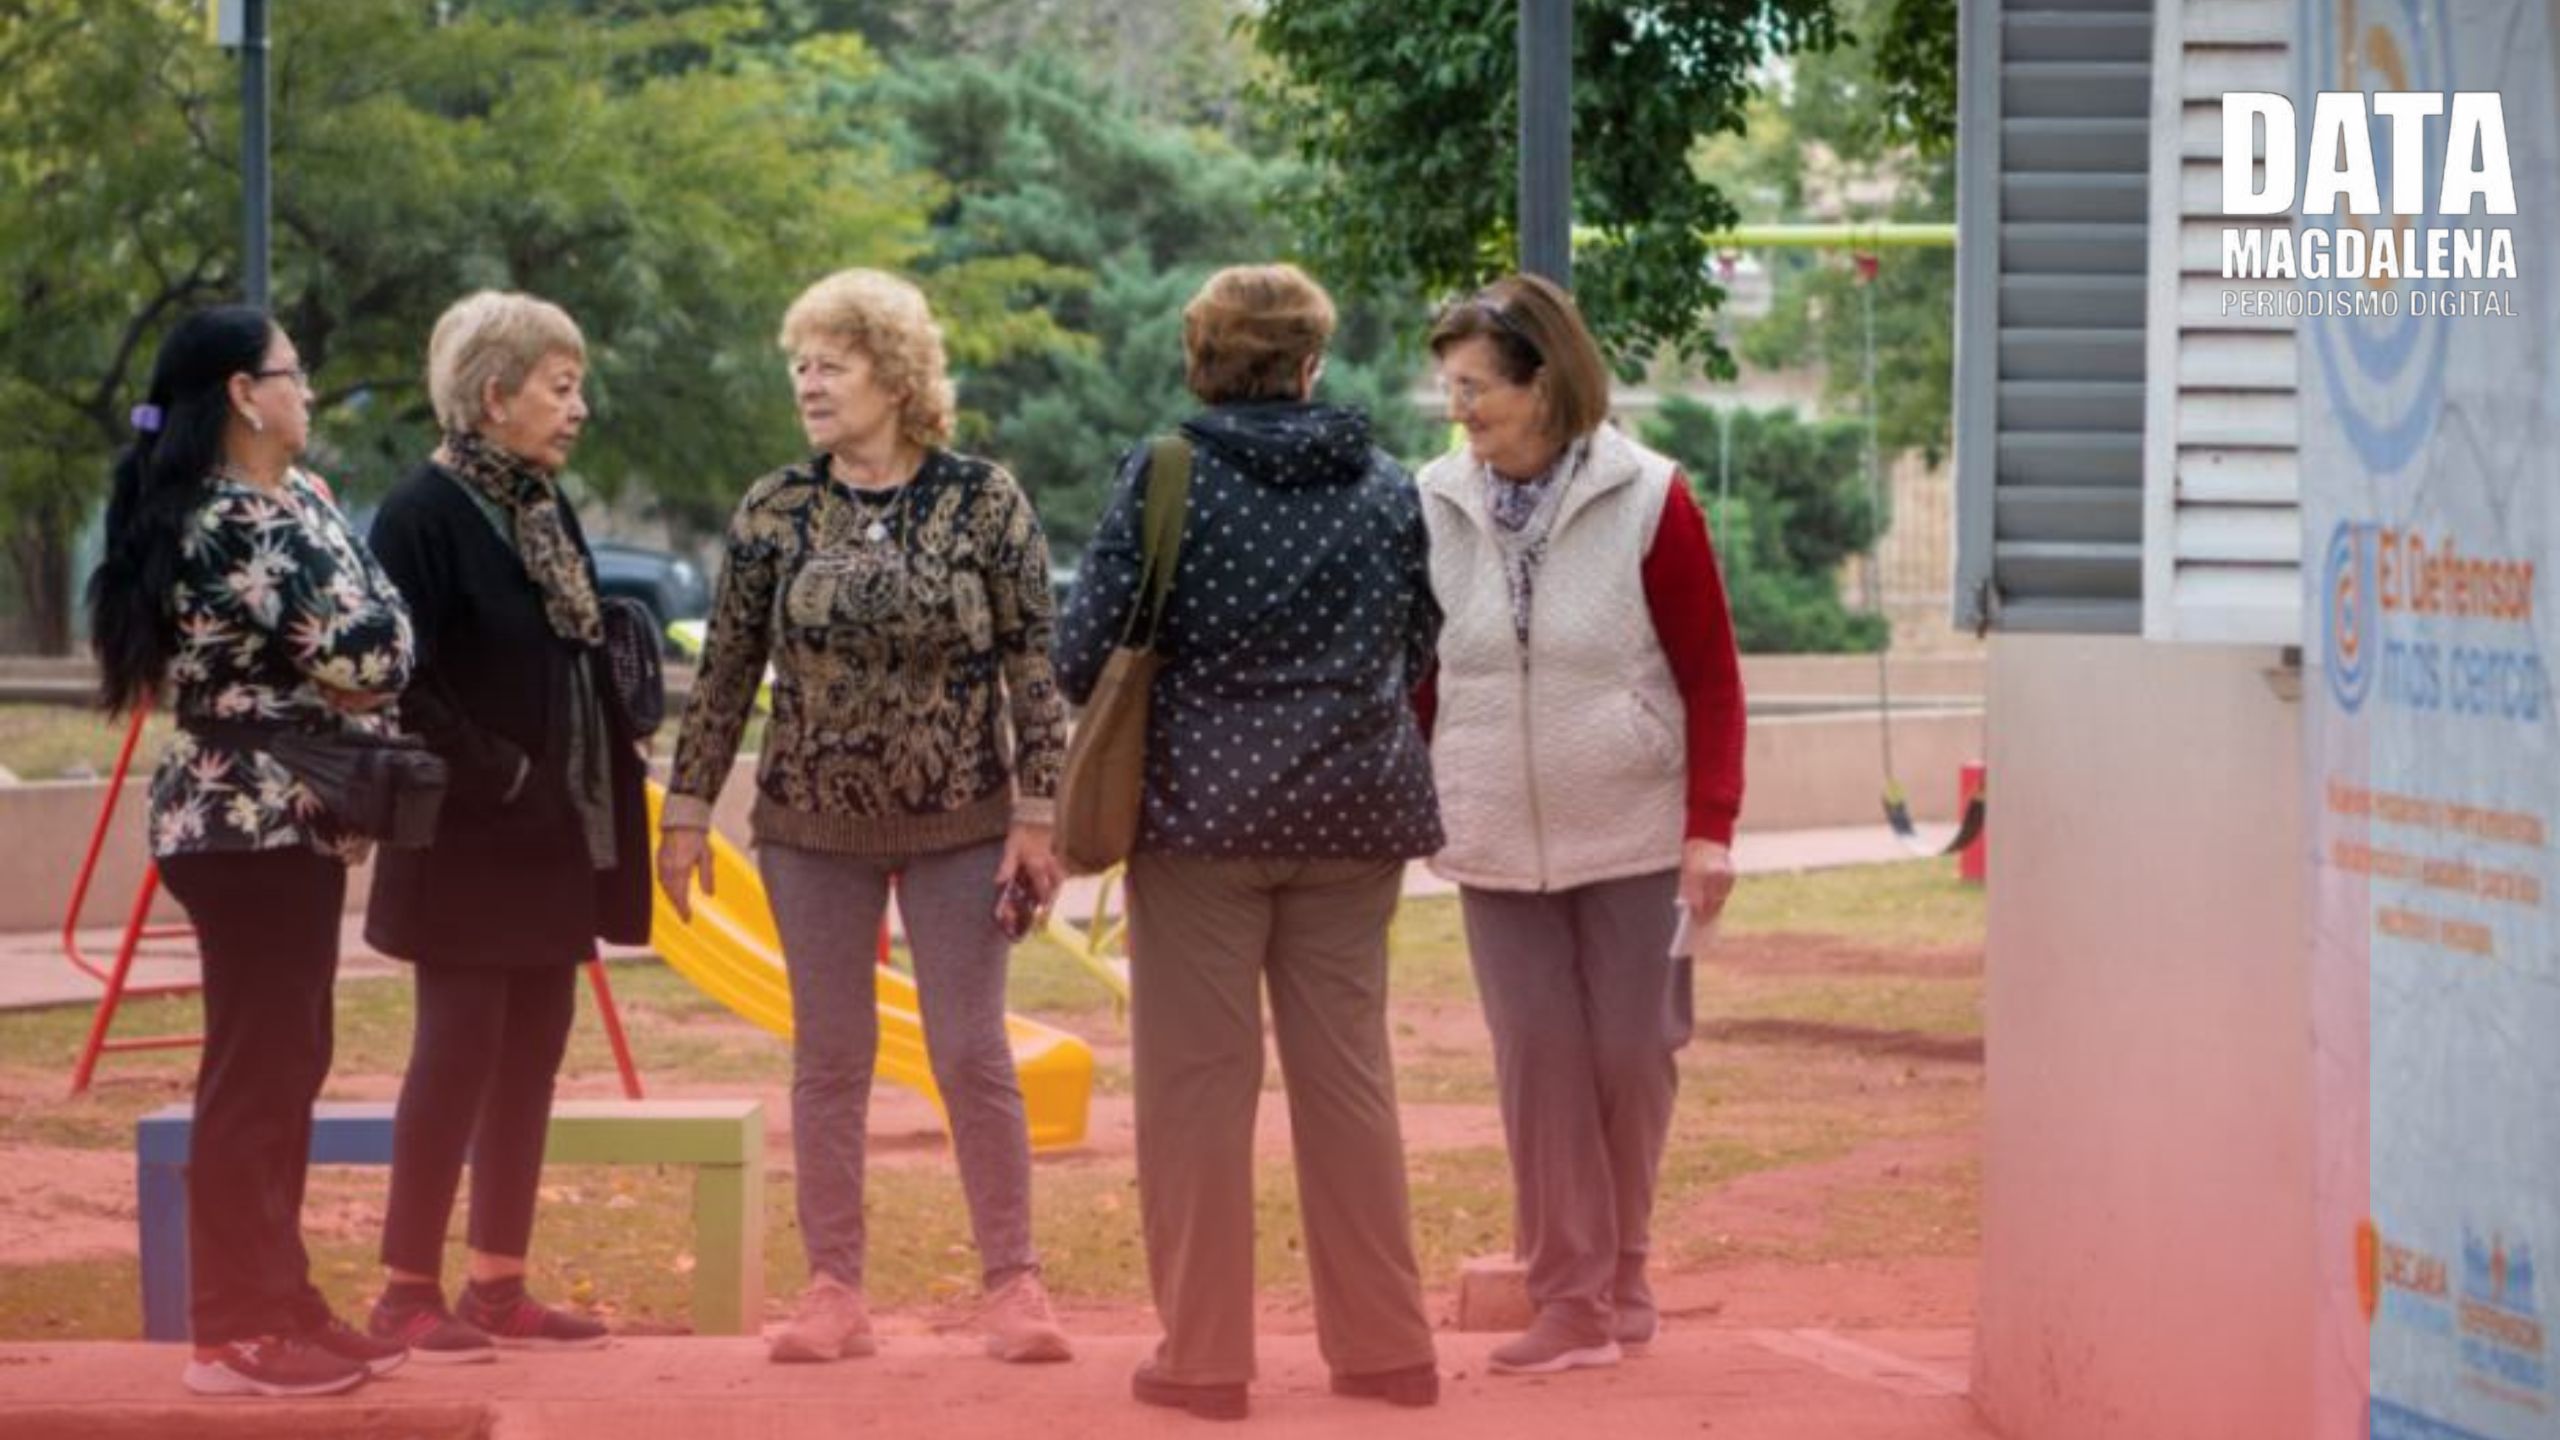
[1669,901,1721,960]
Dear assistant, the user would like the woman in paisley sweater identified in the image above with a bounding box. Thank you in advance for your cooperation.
[658,268,1071,1366]
[88,305,416,1397]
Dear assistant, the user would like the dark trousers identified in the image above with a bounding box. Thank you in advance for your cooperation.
[379,962,579,1275]
[158,847,347,1346]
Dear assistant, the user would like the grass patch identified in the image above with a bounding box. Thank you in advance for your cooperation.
[1697,971,1983,1039]
[1722,860,1985,950]
[0,704,171,780]
[0,852,1988,1341]
[1386,898,1477,1002]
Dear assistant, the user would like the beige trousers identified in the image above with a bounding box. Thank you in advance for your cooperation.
[1126,852,1438,1385]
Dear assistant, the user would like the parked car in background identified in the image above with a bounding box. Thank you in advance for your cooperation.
[593,540,713,652]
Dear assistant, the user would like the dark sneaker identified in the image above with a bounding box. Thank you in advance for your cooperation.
[1613,1304,1660,1354]
[181,1335,369,1397]
[1611,1261,1659,1355]
[1488,1308,1621,1375]
[304,1314,408,1376]
[1330,1361,1440,1407]
[1132,1360,1249,1421]
[457,1284,611,1351]
[369,1293,496,1365]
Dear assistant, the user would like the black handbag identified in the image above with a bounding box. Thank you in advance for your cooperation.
[599,595,666,738]
[182,717,449,849]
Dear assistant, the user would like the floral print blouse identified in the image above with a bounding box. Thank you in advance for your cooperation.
[146,469,417,862]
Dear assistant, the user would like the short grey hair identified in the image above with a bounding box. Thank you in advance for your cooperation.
[426,290,587,434]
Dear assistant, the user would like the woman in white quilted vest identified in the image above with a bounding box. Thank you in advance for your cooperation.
[1416,273,1747,1377]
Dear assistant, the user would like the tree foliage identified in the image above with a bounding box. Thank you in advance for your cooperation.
[862,56,1434,552]
[1642,396,1884,653]
[1250,0,1847,377]
[0,0,984,649]
[1690,0,1956,461]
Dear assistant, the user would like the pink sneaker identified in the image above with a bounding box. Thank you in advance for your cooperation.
[770,1275,876,1363]
[981,1271,1071,1363]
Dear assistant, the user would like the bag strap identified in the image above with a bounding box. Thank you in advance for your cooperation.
[180,714,414,750]
[1122,434,1193,649]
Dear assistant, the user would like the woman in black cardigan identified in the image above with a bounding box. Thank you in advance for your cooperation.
[361,291,649,1360]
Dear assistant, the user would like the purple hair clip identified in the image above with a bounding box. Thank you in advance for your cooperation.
[129,404,164,435]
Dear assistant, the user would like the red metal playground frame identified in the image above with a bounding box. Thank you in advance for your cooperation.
[63,708,644,1099]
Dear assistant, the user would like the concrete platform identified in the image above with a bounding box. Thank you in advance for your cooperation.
[0,1327,1993,1440]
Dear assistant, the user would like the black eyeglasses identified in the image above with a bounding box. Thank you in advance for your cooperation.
[250,364,312,388]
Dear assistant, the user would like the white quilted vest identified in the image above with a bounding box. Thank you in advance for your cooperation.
[1418,424,1687,893]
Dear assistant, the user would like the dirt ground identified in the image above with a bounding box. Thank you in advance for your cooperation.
[0,928,1982,1337]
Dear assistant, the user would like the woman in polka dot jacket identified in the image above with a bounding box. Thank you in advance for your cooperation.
[1056,264,1445,1420]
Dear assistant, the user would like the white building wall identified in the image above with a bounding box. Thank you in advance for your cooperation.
[1972,634,2312,1440]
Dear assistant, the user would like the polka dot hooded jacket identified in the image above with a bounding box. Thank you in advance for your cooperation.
[1055,401,1444,861]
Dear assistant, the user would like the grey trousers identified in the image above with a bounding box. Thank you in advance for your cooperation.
[1127,852,1438,1385]
[1459,868,1691,1331]
[759,838,1037,1290]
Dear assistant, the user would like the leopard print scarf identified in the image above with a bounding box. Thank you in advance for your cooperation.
[441,429,604,648]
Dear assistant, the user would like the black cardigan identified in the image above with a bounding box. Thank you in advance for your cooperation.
[364,461,651,967]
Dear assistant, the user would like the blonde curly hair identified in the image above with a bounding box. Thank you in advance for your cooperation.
[777,269,956,448]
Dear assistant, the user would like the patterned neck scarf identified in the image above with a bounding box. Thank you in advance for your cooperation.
[1481,436,1587,646]
[441,429,604,648]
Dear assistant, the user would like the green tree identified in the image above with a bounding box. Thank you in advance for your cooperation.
[1642,395,1884,653]
[1717,0,1957,462]
[1250,0,1848,377]
[0,0,975,650]
[861,56,1433,554]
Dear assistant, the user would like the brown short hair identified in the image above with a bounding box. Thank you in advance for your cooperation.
[1182,264,1337,405]
[778,269,956,448]
[1426,273,1612,441]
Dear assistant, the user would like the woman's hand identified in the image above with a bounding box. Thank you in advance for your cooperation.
[657,824,715,922]
[1679,838,1738,926]
[995,822,1065,916]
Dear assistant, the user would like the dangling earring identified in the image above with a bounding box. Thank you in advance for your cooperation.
[244,412,264,435]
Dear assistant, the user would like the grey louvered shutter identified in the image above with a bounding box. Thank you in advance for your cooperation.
[1954,0,2154,633]
[2142,0,2300,644]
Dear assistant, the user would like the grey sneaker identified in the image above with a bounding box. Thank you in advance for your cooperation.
[1613,1304,1660,1353]
[1489,1308,1622,1375]
[1612,1259,1659,1354]
[981,1270,1072,1363]
[770,1275,877,1363]
[180,1335,369,1397]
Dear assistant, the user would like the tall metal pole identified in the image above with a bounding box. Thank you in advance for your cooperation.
[241,0,272,308]
[1517,0,1571,287]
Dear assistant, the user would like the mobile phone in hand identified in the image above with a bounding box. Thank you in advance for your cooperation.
[994,874,1041,942]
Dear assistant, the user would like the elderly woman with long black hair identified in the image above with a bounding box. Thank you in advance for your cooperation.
[88,304,416,1397]
[360,291,652,1360]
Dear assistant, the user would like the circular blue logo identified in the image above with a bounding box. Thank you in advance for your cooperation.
[2325,521,2377,713]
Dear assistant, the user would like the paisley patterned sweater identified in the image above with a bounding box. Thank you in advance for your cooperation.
[664,449,1065,856]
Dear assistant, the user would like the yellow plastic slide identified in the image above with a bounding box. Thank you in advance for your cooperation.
[643,784,1093,1151]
